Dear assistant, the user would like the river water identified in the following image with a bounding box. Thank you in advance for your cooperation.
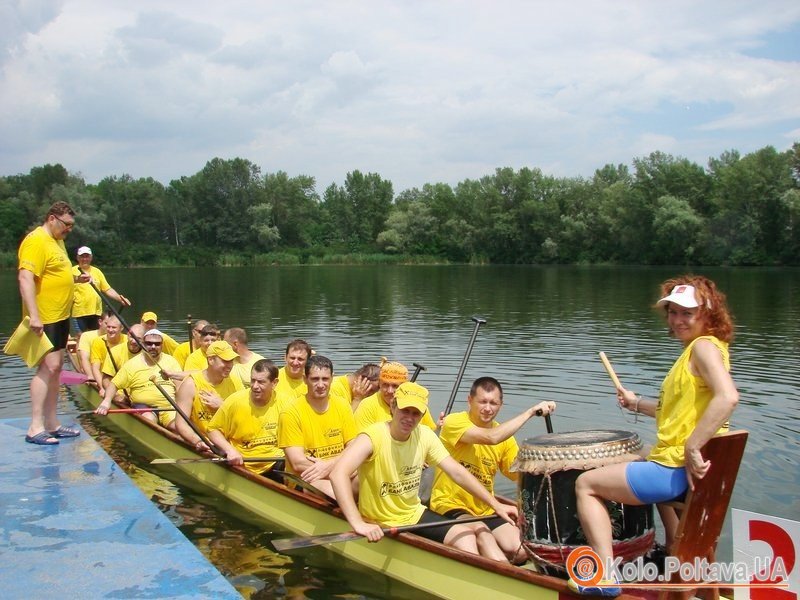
[1,265,798,598]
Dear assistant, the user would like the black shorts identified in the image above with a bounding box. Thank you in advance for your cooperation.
[411,509,459,544]
[74,315,99,333]
[442,509,506,531]
[43,319,70,351]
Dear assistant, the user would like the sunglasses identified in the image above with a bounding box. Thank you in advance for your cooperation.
[143,340,162,347]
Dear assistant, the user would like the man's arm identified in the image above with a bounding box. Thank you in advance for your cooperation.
[174,377,208,451]
[459,401,556,446]
[207,430,242,465]
[330,434,384,541]
[104,287,131,307]
[18,269,42,333]
[283,446,316,476]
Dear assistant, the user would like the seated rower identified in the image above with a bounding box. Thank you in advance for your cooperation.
[329,362,381,411]
[277,355,357,499]
[175,340,244,451]
[207,359,292,480]
[77,312,107,379]
[95,329,183,430]
[223,327,265,388]
[172,319,209,368]
[90,313,127,398]
[99,323,146,398]
[140,311,180,356]
[354,361,437,432]
[274,339,312,400]
[330,382,517,555]
[183,324,221,371]
[430,376,556,563]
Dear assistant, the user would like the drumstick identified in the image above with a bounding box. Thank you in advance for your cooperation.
[598,352,623,390]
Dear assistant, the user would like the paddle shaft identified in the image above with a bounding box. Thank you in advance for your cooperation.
[272,514,496,552]
[442,316,487,417]
[148,375,225,457]
[151,456,276,464]
[410,362,426,382]
[79,407,175,414]
[187,314,193,353]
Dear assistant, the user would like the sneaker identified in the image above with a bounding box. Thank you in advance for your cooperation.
[567,576,622,597]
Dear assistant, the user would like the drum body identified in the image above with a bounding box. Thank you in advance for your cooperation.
[515,430,655,571]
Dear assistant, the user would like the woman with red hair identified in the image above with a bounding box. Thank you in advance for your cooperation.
[570,275,739,597]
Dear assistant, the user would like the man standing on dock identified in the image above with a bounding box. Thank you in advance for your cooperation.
[17,201,90,445]
[71,246,130,333]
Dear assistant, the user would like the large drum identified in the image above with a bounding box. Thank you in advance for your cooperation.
[515,430,655,572]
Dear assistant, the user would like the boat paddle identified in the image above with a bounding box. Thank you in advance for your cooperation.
[272,514,496,552]
[60,370,93,385]
[419,316,486,504]
[410,362,426,382]
[104,338,132,405]
[187,314,194,353]
[77,407,175,415]
[151,456,276,465]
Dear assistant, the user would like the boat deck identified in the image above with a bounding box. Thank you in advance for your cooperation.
[0,418,240,599]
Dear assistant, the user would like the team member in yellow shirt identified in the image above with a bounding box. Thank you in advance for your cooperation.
[277,355,356,498]
[183,324,220,371]
[274,339,312,399]
[140,311,179,355]
[99,323,145,399]
[330,382,517,554]
[223,327,264,388]
[175,340,244,449]
[354,361,437,432]
[172,319,209,368]
[207,359,292,478]
[430,376,555,563]
[329,362,380,411]
[95,329,183,429]
[77,313,106,378]
[90,314,127,398]
[71,246,130,333]
[17,202,90,445]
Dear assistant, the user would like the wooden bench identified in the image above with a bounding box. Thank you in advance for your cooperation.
[658,429,749,600]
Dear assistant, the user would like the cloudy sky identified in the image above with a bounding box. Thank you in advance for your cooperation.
[1,1,798,194]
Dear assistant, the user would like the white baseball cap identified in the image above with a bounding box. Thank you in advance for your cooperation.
[657,284,704,308]
[77,246,92,256]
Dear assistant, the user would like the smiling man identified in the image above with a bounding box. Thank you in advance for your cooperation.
[71,245,130,333]
[274,338,312,400]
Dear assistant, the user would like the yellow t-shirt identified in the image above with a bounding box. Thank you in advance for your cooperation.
[275,366,307,399]
[648,336,731,467]
[329,375,353,406]
[277,395,356,472]
[71,265,109,318]
[110,353,181,408]
[90,334,128,366]
[207,388,291,474]
[180,371,244,435]
[354,391,437,433]
[78,329,100,356]
[183,347,208,371]
[101,344,141,378]
[358,422,450,527]
[230,351,265,388]
[17,226,73,324]
[172,341,192,368]
[429,411,518,516]
[160,332,179,356]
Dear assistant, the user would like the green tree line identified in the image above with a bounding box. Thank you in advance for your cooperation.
[1,144,798,267]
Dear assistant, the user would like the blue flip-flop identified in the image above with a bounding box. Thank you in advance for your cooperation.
[49,425,80,438]
[25,431,60,445]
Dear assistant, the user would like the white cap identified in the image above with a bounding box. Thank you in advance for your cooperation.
[143,329,164,339]
[657,284,705,308]
[77,246,92,256]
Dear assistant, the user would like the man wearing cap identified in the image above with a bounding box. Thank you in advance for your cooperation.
[354,361,437,432]
[430,376,556,563]
[71,246,130,333]
[207,359,293,478]
[278,355,357,498]
[172,319,209,368]
[330,381,518,554]
[183,324,221,371]
[95,328,184,430]
[175,340,244,450]
[140,311,179,355]
[18,202,90,444]
[330,362,381,411]
[274,339,312,400]
[223,327,265,388]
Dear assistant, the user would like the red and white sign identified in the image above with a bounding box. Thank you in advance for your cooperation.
[733,509,798,599]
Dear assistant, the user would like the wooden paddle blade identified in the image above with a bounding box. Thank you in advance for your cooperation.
[272,530,361,552]
[150,457,227,465]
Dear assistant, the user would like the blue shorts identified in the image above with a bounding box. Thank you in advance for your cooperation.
[625,461,688,504]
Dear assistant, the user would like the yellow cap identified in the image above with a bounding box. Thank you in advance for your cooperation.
[206,340,238,361]
[395,382,429,414]
[141,311,158,323]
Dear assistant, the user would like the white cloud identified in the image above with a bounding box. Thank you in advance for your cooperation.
[1,0,798,192]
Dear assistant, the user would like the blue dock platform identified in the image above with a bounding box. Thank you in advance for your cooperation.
[0,418,241,599]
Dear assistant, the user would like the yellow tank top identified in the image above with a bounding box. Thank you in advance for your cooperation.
[648,335,730,467]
